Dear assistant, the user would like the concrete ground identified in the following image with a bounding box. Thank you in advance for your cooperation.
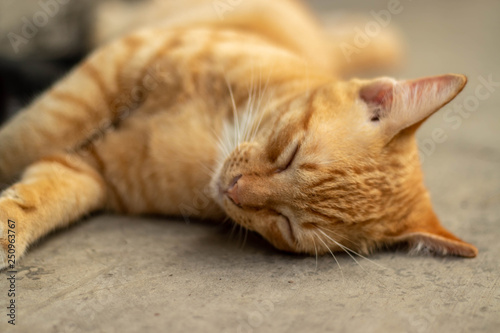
[1,1,499,332]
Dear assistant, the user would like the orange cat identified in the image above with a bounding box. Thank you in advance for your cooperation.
[0,0,477,269]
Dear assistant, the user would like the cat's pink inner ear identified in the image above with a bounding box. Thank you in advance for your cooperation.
[360,78,395,110]
[360,74,467,139]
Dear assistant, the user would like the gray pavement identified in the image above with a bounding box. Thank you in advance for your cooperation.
[1,1,499,332]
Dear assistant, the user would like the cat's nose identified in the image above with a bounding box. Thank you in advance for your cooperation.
[226,174,242,205]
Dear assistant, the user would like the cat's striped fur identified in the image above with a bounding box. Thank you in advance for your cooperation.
[0,0,477,269]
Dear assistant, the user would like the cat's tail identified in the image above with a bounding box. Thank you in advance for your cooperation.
[91,1,405,79]
[322,13,405,78]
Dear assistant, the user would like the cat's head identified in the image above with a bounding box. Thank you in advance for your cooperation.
[211,74,478,258]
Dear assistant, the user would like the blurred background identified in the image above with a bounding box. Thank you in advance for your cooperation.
[0,0,94,123]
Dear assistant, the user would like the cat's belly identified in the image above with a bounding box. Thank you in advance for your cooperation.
[79,104,226,220]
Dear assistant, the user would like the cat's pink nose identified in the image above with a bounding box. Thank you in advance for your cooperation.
[226,174,242,205]
[227,183,239,205]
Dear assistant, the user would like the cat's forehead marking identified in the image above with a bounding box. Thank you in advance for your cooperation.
[265,123,295,163]
[301,88,320,131]
[264,88,320,163]
[298,163,319,171]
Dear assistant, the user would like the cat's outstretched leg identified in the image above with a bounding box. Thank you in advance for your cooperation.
[0,153,107,270]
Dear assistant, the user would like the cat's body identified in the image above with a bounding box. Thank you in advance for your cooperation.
[0,0,477,269]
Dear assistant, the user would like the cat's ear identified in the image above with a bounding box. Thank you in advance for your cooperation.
[388,211,478,258]
[359,74,467,141]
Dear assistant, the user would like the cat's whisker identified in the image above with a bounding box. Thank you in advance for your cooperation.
[224,121,236,155]
[213,118,232,159]
[191,89,233,161]
[240,69,269,142]
[237,224,247,249]
[317,229,386,270]
[242,228,249,249]
[240,66,258,145]
[229,220,238,241]
[249,93,271,143]
[249,84,260,140]
[255,67,268,101]
[310,233,319,270]
[224,74,240,151]
[198,162,216,177]
[209,136,231,176]
[317,228,365,270]
[214,135,231,160]
[314,231,344,280]
[241,71,253,143]
[242,88,255,143]
[316,224,356,246]
[244,67,264,143]
[247,68,273,142]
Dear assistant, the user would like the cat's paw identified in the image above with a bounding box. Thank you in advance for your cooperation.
[0,204,27,271]
[0,219,8,270]
[0,217,22,271]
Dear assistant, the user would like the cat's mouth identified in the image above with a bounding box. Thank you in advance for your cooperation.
[217,175,243,208]
[216,176,296,248]
[221,190,297,247]
[216,182,237,207]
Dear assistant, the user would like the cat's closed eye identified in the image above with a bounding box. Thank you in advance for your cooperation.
[275,144,300,173]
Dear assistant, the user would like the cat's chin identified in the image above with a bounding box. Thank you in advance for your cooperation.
[253,212,298,253]
[275,214,297,250]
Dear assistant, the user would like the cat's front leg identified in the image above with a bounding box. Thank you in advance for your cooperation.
[0,153,107,270]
